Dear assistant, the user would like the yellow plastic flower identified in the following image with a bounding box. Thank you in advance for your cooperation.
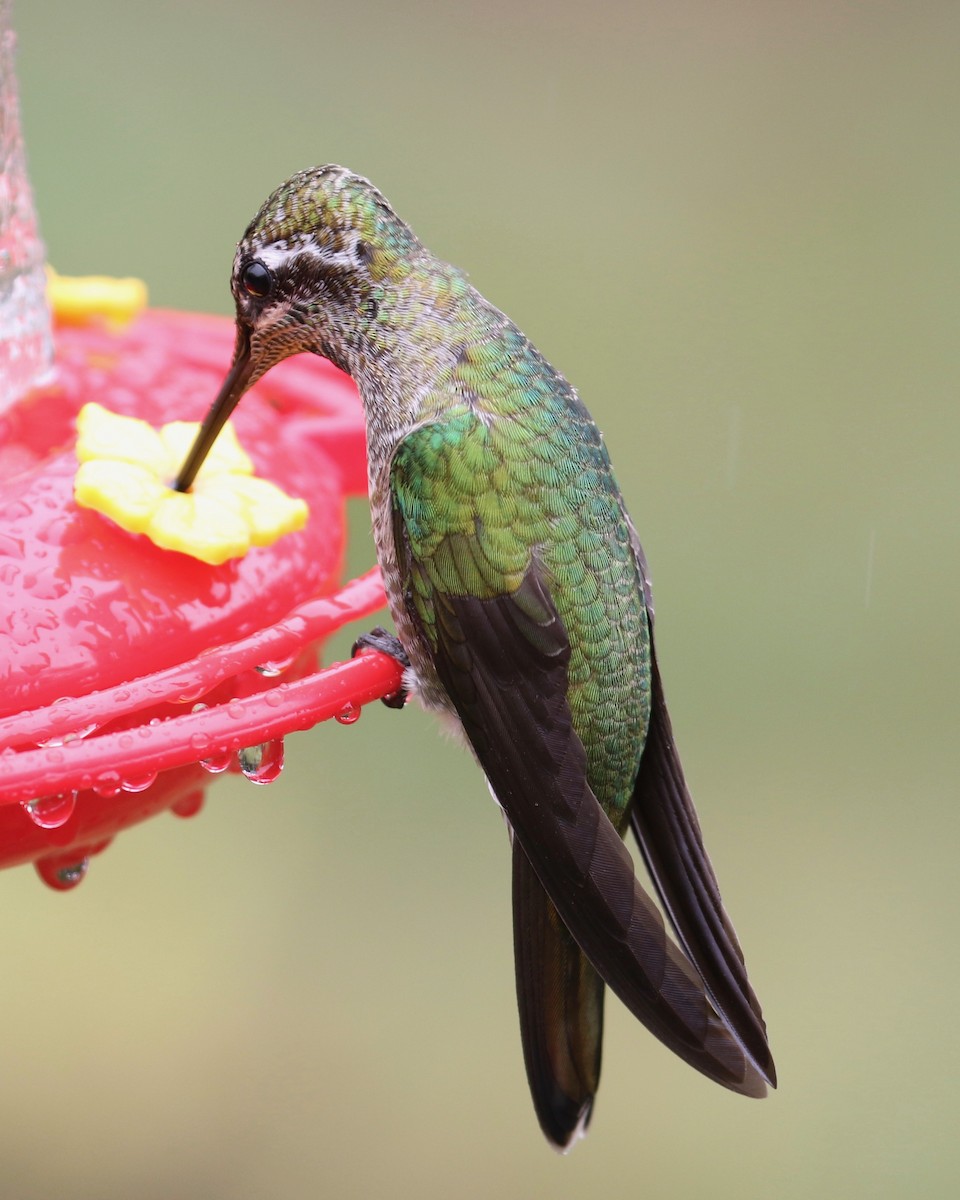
[74,403,309,565]
[47,268,148,330]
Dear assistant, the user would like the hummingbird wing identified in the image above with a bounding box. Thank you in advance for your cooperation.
[389,425,767,1105]
[627,638,776,1084]
[625,526,777,1086]
[512,840,604,1147]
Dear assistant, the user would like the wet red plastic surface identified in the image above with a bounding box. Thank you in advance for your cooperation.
[0,310,367,717]
[0,309,402,884]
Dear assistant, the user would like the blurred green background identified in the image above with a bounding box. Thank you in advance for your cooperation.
[6,1,959,1196]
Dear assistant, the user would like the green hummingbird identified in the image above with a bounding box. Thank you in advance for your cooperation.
[176,165,775,1148]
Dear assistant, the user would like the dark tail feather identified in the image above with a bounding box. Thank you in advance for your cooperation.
[629,640,776,1086]
[512,841,604,1150]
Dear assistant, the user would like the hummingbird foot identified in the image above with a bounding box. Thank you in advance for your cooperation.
[352,626,411,709]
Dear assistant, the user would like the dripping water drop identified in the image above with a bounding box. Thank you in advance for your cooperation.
[120,772,158,793]
[200,748,232,774]
[171,790,205,819]
[36,856,90,891]
[22,791,78,830]
[335,702,361,726]
[238,738,284,785]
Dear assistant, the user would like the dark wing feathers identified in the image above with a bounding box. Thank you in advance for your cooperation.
[629,641,777,1085]
[425,567,767,1098]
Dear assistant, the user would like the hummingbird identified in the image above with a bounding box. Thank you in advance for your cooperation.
[176,165,775,1148]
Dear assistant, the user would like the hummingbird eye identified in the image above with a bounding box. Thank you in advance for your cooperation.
[240,260,274,299]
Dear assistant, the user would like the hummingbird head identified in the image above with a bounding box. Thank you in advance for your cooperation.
[177,165,421,490]
[232,165,423,376]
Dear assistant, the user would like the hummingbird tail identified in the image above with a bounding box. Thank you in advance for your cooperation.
[629,640,777,1087]
[512,841,604,1151]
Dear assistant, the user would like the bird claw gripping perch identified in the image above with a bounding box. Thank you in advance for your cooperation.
[352,626,411,709]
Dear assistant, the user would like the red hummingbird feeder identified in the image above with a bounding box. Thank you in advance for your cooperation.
[0,305,404,890]
[0,11,400,892]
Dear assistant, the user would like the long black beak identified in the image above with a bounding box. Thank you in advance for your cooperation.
[175,331,255,492]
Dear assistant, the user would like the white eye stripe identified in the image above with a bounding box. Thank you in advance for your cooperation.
[250,235,364,275]
[254,244,298,272]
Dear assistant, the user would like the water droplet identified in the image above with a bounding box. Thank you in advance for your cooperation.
[22,791,77,830]
[36,856,89,891]
[21,652,51,678]
[171,790,205,819]
[200,748,232,774]
[335,702,362,726]
[120,772,158,793]
[238,738,284,785]
[92,772,121,798]
[256,654,296,678]
[38,720,99,748]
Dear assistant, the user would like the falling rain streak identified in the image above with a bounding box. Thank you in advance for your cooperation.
[864,529,876,608]
[725,404,741,489]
